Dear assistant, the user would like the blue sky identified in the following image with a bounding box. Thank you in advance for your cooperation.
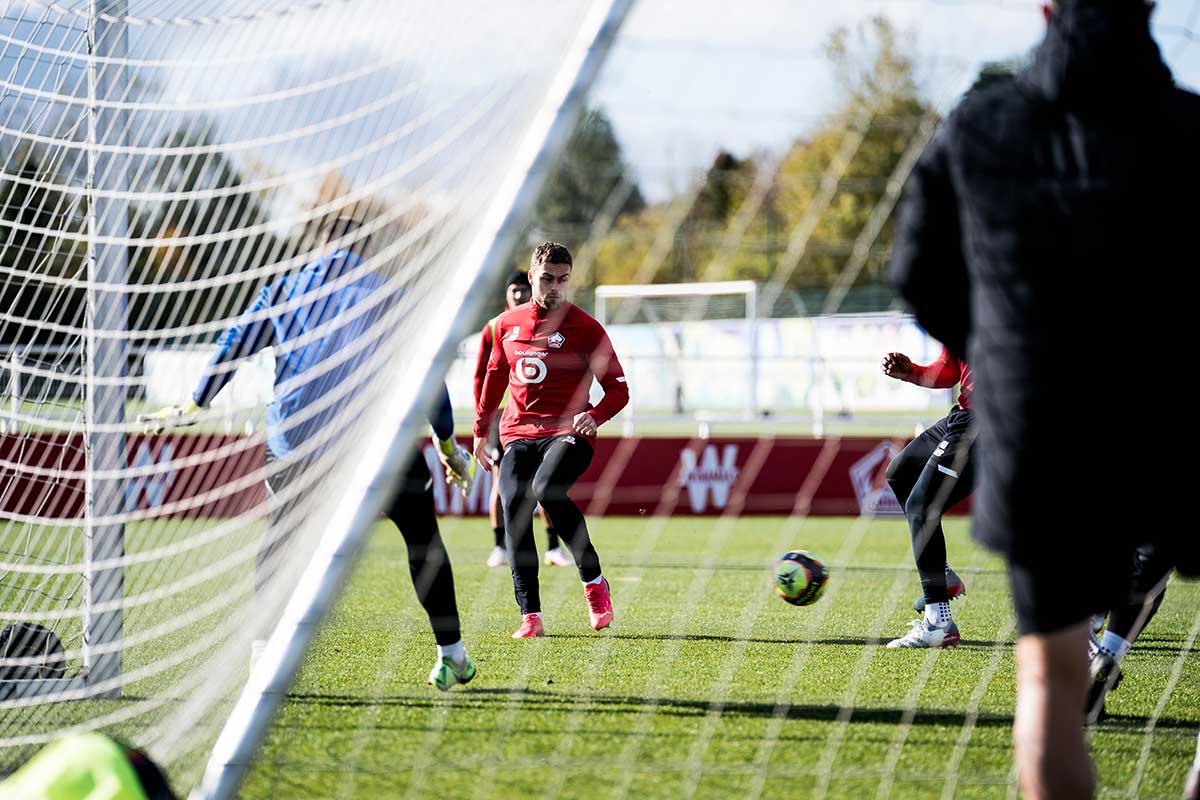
[595,0,1200,198]
[4,0,1198,209]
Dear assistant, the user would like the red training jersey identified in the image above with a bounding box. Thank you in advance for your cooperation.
[474,301,629,446]
[906,345,972,409]
[473,315,499,405]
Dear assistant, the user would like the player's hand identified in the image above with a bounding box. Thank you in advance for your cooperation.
[137,399,201,434]
[572,412,597,437]
[473,436,496,472]
[881,352,914,380]
[436,437,476,497]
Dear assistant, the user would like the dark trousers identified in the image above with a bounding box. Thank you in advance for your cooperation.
[885,406,976,604]
[498,434,600,615]
[489,416,560,551]
[1106,543,1173,642]
[262,450,462,646]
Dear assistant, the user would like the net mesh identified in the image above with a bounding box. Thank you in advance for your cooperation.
[1,1,1198,799]
[0,0,608,793]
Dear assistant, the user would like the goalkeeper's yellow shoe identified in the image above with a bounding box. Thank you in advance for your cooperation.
[428,653,476,691]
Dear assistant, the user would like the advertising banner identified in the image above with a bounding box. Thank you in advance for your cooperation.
[0,433,969,519]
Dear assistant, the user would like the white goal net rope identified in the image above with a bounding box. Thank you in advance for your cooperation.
[0,0,621,794]
[0,1,1197,799]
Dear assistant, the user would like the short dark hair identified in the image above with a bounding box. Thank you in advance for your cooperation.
[505,270,530,288]
[117,739,178,800]
[530,242,572,269]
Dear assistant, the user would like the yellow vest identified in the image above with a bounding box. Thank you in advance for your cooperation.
[0,733,151,800]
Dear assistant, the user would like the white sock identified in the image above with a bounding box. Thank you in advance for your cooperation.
[924,601,952,626]
[1099,631,1132,661]
[437,640,466,665]
[583,574,604,587]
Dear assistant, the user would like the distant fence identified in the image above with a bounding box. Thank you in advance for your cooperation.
[0,432,971,519]
[445,311,953,420]
[3,312,954,435]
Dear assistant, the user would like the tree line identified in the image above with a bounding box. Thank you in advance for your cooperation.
[0,16,1013,348]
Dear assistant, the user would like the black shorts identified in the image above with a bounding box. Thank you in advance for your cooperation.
[1007,547,1134,636]
[265,449,432,522]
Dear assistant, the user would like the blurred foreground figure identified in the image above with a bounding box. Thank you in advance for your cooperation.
[889,0,1200,796]
[0,733,176,800]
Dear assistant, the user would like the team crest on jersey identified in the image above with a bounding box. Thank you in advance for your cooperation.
[547,331,566,349]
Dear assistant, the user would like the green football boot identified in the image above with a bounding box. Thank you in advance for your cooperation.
[428,653,477,691]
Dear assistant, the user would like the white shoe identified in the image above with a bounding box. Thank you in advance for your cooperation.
[486,546,508,568]
[544,547,572,567]
[886,618,960,649]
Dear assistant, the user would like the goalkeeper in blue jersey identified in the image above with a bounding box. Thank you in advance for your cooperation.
[141,217,477,690]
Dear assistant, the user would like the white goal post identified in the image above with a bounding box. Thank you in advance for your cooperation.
[594,280,760,418]
[0,1,634,796]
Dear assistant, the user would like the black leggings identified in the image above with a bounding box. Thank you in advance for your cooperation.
[885,406,976,604]
[1107,543,1174,642]
[261,450,462,646]
[498,434,600,615]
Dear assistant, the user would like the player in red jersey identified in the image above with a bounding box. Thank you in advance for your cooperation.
[474,271,570,569]
[474,242,629,638]
[881,345,976,649]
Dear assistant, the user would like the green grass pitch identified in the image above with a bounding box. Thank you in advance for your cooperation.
[241,516,1200,799]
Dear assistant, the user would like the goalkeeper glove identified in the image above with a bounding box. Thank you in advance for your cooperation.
[137,399,202,435]
[436,436,476,497]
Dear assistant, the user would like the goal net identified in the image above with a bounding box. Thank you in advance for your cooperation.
[2,2,1197,800]
[595,280,759,419]
[0,0,629,795]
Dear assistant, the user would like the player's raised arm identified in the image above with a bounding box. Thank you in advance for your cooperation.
[139,282,279,434]
[882,347,961,389]
[881,352,915,381]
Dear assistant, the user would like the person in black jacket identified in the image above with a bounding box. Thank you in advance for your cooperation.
[888,0,1200,797]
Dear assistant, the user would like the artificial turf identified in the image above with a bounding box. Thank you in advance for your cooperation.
[240,516,1200,799]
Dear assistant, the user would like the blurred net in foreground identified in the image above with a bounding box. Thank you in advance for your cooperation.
[0,0,621,794]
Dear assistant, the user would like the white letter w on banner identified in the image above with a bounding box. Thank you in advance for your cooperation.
[678,444,740,513]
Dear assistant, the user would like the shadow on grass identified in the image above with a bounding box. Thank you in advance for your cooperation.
[1116,637,1200,654]
[614,561,1009,577]
[282,687,1196,732]
[546,632,1011,649]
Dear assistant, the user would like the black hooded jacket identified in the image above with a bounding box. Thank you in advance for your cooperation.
[890,0,1199,574]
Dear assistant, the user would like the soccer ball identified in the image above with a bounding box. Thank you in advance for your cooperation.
[774,550,828,606]
[0,622,67,680]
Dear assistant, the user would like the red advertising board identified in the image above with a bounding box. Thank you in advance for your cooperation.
[0,433,264,520]
[0,433,964,519]
[418,436,965,518]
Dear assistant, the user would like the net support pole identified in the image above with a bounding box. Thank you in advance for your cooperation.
[748,282,758,419]
[82,0,129,698]
[194,2,635,797]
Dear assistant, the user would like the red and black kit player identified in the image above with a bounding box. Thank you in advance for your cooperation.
[881,345,976,649]
[473,242,629,638]
[473,270,570,569]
